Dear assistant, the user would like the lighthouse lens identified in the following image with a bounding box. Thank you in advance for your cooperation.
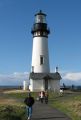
[35,15,46,23]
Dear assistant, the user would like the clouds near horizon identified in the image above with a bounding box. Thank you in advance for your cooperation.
[0,72,29,86]
[0,71,81,86]
[62,72,81,81]
[61,71,81,86]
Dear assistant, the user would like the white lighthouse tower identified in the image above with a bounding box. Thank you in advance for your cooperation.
[29,10,61,92]
[31,10,50,73]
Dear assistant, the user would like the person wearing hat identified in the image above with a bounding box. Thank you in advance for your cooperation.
[24,93,35,120]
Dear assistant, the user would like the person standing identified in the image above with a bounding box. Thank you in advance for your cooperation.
[45,91,48,104]
[24,93,34,120]
[40,91,45,103]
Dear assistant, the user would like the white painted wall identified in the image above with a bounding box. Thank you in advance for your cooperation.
[29,79,33,91]
[23,81,27,90]
[31,37,50,73]
[30,79,60,92]
[30,79,45,91]
[33,79,44,91]
[50,80,60,92]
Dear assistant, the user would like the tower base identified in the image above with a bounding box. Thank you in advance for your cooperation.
[29,72,61,92]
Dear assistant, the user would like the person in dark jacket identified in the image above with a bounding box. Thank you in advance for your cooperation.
[44,91,48,104]
[24,93,34,120]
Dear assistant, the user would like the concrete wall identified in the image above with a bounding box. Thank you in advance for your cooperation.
[31,37,50,73]
[49,80,60,92]
[30,79,44,91]
[30,79,60,92]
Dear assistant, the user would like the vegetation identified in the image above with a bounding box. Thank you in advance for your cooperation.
[49,92,81,120]
[0,91,38,120]
[6,91,37,99]
[0,105,26,120]
[0,90,81,120]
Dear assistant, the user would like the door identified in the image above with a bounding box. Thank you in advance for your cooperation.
[45,79,48,90]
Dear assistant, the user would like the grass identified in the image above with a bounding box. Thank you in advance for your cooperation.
[50,92,81,120]
[6,91,38,99]
[0,91,32,120]
[0,91,39,120]
[0,105,26,120]
[0,90,81,120]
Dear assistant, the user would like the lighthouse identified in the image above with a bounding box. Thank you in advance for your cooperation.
[29,10,61,92]
[31,10,50,73]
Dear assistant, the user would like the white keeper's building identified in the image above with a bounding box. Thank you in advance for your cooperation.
[29,10,61,92]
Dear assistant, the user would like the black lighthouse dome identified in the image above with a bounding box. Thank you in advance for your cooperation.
[31,10,50,37]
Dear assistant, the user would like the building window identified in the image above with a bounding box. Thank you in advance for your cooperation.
[43,32,47,36]
[37,31,41,36]
[40,55,44,65]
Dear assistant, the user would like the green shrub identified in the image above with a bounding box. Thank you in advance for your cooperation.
[0,105,26,120]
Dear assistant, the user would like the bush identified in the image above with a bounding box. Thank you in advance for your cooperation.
[0,105,26,120]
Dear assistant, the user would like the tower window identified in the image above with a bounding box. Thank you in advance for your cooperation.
[37,31,41,35]
[40,55,44,65]
[43,32,47,36]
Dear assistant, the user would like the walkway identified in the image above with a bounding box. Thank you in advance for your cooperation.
[32,101,72,120]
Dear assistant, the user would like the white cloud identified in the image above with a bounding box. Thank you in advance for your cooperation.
[0,71,81,86]
[0,72,29,86]
[60,71,81,86]
[62,72,81,81]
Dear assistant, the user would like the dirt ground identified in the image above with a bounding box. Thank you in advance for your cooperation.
[0,90,22,105]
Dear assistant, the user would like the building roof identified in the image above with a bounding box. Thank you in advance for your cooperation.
[29,72,62,80]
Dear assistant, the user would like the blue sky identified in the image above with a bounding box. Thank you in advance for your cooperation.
[0,0,81,86]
